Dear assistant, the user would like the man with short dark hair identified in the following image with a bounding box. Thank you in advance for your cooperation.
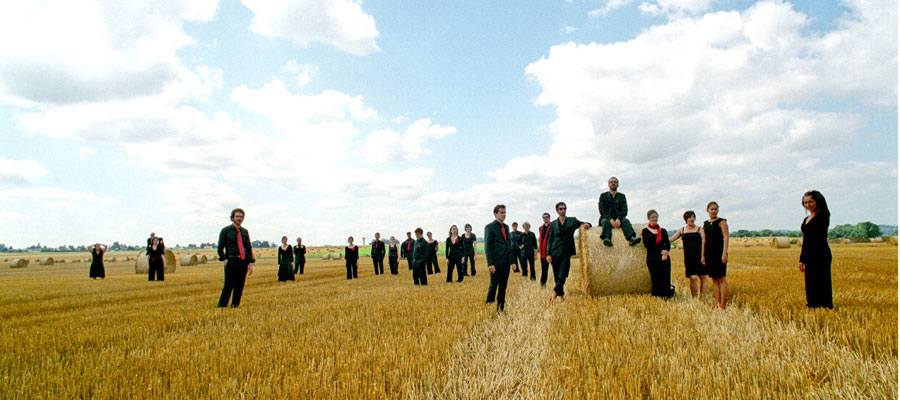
[546,202,591,304]
[401,232,414,270]
[371,232,385,275]
[509,222,521,275]
[217,208,255,308]
[538,212,553,287]
[411,228,429,285]
[485,204,511,312]
[599,177,641,247]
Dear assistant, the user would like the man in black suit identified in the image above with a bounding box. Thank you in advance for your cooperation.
[371,232,385,275]
[216,208,255,308]
[484,204,511,312]
[546,201,591,304]
[411,228,429,285]
[509,222,521,275]
[401,232,414,270]
[598,176,641,247]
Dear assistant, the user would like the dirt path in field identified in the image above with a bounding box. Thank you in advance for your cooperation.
[412,278,564,400]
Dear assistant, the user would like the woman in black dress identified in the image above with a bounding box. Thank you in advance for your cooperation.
[345,237,359,280]
[462,224,477,276]
[426,232,440,275]
[641,210,673,298]
[445,225,466,282]
[388,236,400,275]
[669,210,707,298]
[293,237,306,275]
[799,190,833,309]
[88,243,107,279]
[147,237,167,281]
[702,201,729,309]
[277,236,295,282]
[518,222,538,281]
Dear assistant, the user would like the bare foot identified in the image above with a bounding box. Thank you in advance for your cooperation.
[550,293,557,305]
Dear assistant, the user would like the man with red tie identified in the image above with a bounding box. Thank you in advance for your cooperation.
[538,212,553,287]
[217,208,255,308]
[484,204,512,312]
[371,232,385,275]
[401,232,414,271]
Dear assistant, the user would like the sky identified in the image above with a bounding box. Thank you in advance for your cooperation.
[0,0,896,248]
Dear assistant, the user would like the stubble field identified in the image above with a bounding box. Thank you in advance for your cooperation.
[0,243,896,399]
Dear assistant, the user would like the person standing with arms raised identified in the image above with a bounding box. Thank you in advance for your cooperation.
[799,190,833,309]
[293,237,306,275]
[538,213,553,287]
[88,243,107,279]
[401,232,415,271]
[411,228,429,285]
[462,224,477,276]
[485,205,512,312]
[598,177,641,247]
[147,237,166,281]
[217,208,255,308]
[371,232,385,275]
[546,202,591,304]
[702,201,729,309]
[388,236,400,275]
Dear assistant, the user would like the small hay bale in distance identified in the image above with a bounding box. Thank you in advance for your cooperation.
[135,250,177,274]
[179,254,199,266]
[771,237,791,249]
[842,239,852,244]
[9,259,29,268]
[104,257,117,262]
[578,224,651,296]
[196,254,208,264]
[885,236,898,246]
[870,237,883,243]
[39,257,54,266]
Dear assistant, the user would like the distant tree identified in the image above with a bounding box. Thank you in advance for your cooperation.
[759,229,773,237]
[851,222,881,239]
[828,224,854,239]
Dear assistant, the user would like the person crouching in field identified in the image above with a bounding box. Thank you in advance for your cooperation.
[799,190,833,309]
[445,225,466,283]
[217,208,255,308]
[702,201,729,309]
[412,228,429,285]
[485,205,511,312]
[642,210,674,298]
[147,237,166,281]
[277,236,294,282]
[668,211,707,298]
[345,237,359,280]
[546,202,592,304]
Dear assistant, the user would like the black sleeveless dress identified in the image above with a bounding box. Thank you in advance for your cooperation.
[277,246,294,281]
[681,227,704,278]
[89,249,105,278]
[703,219,727,278]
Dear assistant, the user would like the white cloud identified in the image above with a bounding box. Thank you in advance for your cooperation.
[241,0,380,55]
[0,187,115,209]
[0,158,48,184]
[638,0,712,16]
[282,60,319,86]
[76,146,95,156]
[362,119,457,163]
[152,177,243,217]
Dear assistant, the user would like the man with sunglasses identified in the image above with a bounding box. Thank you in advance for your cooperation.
[545,202,591,304]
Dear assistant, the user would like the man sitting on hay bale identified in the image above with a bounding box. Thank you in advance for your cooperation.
[598,177,641,247]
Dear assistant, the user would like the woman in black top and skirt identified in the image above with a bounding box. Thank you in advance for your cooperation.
[669,210,707,298]
[462,224,477,276]
[702,201,729,309]
[293,237,306,275]
[642,210,673,298]
[799,190,833,309]
[88,243,107,279]
[445,225,466,282]
[388,236,400,275]
[147,237,167,281]
[345,237,359,279]
[277,236,294,282]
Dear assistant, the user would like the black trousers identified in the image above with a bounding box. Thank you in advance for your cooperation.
[346,260,358,279]
[464,254,475,276]
[521,256,535,280]
[148,258,164,281]
[509,252,519,271]
[539,258,552,286]
[446,258,465,282]
[413,260,428,285]
[552,257,572,297]
[648,259,673,298]
[805,261,833,308]
[600,217,637,240]
[294,259,305,274]
[388,256,399,275]
[406,257,413,270]
[486,262,511,310]
[426,257,440,274]
[373,257,384,275]
[218,258,248,308]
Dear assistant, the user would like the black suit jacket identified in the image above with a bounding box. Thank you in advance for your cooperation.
[401,238,414,259]
[484,220,511,267]
[371,240,385,259]
[547,217,590,259]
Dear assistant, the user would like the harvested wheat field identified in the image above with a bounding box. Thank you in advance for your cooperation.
[0,244,895,399]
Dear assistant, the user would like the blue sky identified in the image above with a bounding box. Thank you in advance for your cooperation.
[0,0,896,247]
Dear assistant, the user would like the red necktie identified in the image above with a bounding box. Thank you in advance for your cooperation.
[500,223,507,241]
[236,227,246,260]
[407,240,411,251]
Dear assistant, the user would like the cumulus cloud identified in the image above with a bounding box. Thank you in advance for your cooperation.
[589,0,711,17]
[241,0,380,55]
[362,119,457,163]
[0,158,48,184]
[0,187,115,209]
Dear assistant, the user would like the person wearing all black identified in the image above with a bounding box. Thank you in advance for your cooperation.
[371,232,385,275]
[703,201,729,309]
[147,237,166,281]
[146,232,156,251]
[642,210,674,298]
[445,225,466,283]
[509,222,521,274]
[546,202,592,304]
[799,190,833,309]
[88,243,107,279]
[462,224,477,276]
[293,237,306,274]
[669,211,707,298]
[411,228,429,285]
[277,236,295,282]
[598,177,641,247]
[485,205,512,311]
[388,236,400,275]
[518,222,538,281]
[401,232,415,271]
[425,232,440,274]
[217,208,255,308]
[345,237,359,280]
[537,213,553,287]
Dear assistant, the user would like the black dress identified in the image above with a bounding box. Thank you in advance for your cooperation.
[388,244,399,275]
[681,227,704,278]
[277,246,294,281]
[147,245,165,281]
[642,228,673,298]
[462,233,476,276]
[801,213,833,308]
[703,219,727,278]
[89,248,105,279]
[293,245,306,274]
[345,246,359,279]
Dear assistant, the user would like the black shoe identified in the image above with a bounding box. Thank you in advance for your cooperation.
[603,239,613,247]
[629,237,641,246]
[498,303,505,312]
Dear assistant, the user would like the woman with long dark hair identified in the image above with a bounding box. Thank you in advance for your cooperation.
[147,237,166,281]
[799,190,833,309]
[388,236,400,275]
[88,243,107,279]
[702,201,729,309]
[445,225,466,282]
[462,224,477,276]
[345,237,359,279]
[277,236,294,282]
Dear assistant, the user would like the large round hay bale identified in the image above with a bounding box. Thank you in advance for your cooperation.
[196,254,208,264]
[578,224,651,296]
[180,254,199,266]
[770,237,791,249]
[135,250,177,274]
[9,259,29,268]
[39,257,54,265]
[885,236,898,246]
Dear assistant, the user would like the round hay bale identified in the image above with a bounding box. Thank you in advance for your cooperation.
[841,239,852,244]
[179,254,199,266]
[9,259,29,268]
[870,237,883,243]
[197,254,208,264]
[104,257,117,262]
[770,238,791,249]
[885,236,898,246]
[743,241,751,247]
[72,259,80,263]
[39,257,54,266]
[58,259,66,264]
[135,250,177,274]
[578,224,651,296]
